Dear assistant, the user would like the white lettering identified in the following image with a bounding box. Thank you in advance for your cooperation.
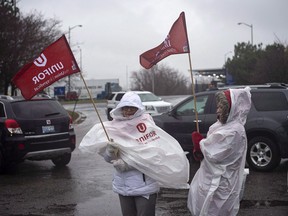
[32,61,64,84]
[32,76,39,84]
[38,72,45,80]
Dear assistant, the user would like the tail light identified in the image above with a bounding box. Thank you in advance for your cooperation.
[69,116,74,129]
[5,119,23,134]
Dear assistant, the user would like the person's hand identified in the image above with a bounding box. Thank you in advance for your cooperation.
[111,159,130,172]
[192,131,203,151]
[192,131,204,161]
[106,141,118,158]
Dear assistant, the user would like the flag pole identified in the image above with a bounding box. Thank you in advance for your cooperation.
[188,53,199,132]
[79,73,111,141]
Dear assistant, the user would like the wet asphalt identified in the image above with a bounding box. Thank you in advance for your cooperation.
[0,102,287,215]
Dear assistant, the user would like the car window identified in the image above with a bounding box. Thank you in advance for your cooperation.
[107,93,115,100]
[0,103,5,117]
[11,100,67,119]
[138,93,161,102]
[115,93,124,101]
[252,92,288,111]
[176,95,209,116]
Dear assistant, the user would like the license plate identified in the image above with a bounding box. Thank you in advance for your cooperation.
[42,125,55,133]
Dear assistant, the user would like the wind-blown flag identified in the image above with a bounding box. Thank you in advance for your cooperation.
[140,11,190,69]
[12,35,80,100]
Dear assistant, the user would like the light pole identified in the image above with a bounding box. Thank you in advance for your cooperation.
[238,22,253,45]
[68,24,82,93]
[78,46,82,71]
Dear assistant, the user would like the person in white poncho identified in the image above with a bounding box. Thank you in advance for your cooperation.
[187,87,251,216]
[79,91,189,216]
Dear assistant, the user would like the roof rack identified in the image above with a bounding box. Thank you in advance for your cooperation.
[265,83,288,88]
[219,83,288,90]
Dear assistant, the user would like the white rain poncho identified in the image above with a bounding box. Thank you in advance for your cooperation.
[79,91,190,189]
[187,87,251,216]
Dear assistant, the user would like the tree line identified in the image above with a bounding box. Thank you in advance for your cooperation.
[0,0,61,95]
[225,42,288,85]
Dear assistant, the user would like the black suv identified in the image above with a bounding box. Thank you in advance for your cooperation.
[153,84,288,171]
[0,95,76,172]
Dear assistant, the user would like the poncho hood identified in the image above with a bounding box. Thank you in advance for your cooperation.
[226,86,251,125]
[110,91,145,121]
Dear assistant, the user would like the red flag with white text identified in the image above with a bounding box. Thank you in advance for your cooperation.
[140,12,190,69]
[12,35,80,100]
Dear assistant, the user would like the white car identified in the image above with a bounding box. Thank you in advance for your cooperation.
[106,91,172,120]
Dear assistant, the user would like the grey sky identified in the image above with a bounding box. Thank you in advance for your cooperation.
[19,0,288,89]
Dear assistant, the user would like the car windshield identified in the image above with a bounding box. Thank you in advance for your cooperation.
[11,100,66,119]
[138,93,161,102]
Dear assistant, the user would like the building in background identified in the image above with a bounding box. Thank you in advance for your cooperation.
[73,78,121,99]
[44,78,121,100]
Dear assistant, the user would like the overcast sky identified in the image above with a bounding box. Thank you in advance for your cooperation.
[18,0,288,89]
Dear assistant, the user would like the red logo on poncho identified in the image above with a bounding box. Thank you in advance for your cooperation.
[136,123,147,133]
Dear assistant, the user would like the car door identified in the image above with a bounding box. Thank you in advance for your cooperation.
[164,93,215,151]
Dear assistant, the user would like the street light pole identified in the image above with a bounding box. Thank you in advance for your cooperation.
[78,46,82,71]
[68,24,82,93]
[238,22,253,45]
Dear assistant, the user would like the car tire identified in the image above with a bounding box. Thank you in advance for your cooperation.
[52,153,71,167]
[246,136,281,172]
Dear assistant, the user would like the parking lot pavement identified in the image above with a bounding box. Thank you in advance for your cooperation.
[156,160,288,216]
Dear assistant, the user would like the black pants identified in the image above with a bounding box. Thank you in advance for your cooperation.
[118,193,157,216]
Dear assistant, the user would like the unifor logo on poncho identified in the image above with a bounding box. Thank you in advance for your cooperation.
[136,123,160,144]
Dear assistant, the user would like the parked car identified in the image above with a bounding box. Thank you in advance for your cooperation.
[0,95,76,173]
[152,84,288,171]
[66,91,78,100]
[106,91,172,121]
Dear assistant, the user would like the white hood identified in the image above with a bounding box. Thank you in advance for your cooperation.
[110,91,145,121]
[226,86,252,125]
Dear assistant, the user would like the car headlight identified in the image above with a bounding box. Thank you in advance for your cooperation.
[145,105,155,111]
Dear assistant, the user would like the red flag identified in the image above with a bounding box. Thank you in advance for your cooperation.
[140,12,190,69]
[12,35,80,100]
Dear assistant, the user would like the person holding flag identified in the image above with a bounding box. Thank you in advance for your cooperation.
[79,91,189,216]
[187,87,252,216]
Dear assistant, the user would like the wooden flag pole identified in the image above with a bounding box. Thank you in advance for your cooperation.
[188,53,200,132]
[79,73,111,141]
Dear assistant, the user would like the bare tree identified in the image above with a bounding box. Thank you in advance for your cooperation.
[0,0,62,95]
[131,64,190,95]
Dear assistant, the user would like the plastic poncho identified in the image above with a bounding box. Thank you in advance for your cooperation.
[187,87,251,216]
[79,91,190,189]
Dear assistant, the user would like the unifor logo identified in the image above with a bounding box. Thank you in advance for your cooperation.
[136,123,147,133]
[34,53,47,67]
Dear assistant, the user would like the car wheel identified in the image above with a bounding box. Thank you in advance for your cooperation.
[52,153,71,167]
[107,108,113,121]
[247,136,280,171]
